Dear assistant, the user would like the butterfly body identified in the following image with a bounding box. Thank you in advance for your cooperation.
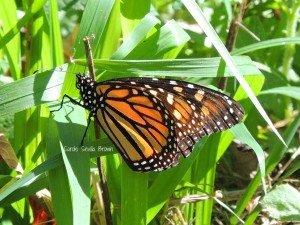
[75,74,244,172]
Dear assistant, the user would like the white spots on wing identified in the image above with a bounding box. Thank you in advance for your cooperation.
[173,109,182,120]
[170,80,178,85]
[150,90,157,96]
[187,83,194,88]
[167,93,174,105]
[229,108,234,114]
[224,115,228,120]
[173,86,183,92]
[132,89,138,95]
[158,88,164,93]
[145,85,151,88]
[195,90,204,101]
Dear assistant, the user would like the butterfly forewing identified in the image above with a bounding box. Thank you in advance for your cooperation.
[95,84,180,171]
[76,75,244,172]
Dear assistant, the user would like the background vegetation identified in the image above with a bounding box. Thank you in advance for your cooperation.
[0,0,299,224]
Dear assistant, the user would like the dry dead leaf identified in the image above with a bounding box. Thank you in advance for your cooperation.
[0,133,24,174]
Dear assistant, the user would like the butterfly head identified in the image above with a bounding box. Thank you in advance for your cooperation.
[75,74,97,114]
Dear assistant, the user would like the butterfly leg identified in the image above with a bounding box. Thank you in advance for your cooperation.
[80,112,93,146]
[51,94,84,113]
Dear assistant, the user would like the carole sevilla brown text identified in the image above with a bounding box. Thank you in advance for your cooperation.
[64,146,113,152]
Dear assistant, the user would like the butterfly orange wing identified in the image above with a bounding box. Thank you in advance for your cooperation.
[93,77,244,172]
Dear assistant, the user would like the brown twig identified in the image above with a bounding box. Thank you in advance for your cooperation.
[83,35,96,80]
[83,36,113,225]
[273,147,300,182]
[218,0,249,90]
[266,110,299,130]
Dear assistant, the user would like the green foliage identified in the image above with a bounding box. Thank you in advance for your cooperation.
[261,184,300,221]
[0,0,299,225]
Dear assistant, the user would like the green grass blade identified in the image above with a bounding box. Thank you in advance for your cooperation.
[0,154,62,203]
[232,37,300,55]
[181,0,286,146]
[74,56,260,78]
[231,124,266,193]
[146,138,208,223]
[0,0,47,49]
[120,0,151,37]
[125,20,190,60]
[0,0,21,80]
[46,118,73,225]
[260,86,300,100]
[121,166,148,225]
[191,71,264,224]
[52,102,91,225]
[0,57,260,116]
[230,115,300,224]
[0,66,66,117]
[0,174,48,207]
[61,0,118,96]
[111,13,160,60]
[49,0,64,65]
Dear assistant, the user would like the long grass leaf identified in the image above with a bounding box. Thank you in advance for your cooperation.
[181,0,286,146]
[232,37,300,55]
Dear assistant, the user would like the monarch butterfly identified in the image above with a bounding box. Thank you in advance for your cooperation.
[62,74,244,172]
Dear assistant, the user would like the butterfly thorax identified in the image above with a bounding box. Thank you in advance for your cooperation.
[76,74,99,116]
